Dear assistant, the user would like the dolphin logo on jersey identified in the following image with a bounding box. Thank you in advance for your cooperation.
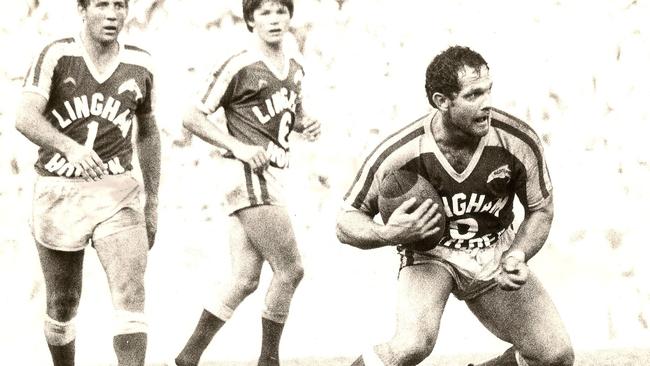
[258,79,268,89]
[63,76,77,86]
[487,165,512,195]
[118,79,143,102]
[487,165,511,184]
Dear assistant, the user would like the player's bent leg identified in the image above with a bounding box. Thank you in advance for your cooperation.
[93,208,149,366]
[371,262,454,366]
[235,205,304,365]
[237,205,304,321]
[214,216,265,313]
[176,217,265,366]
[36,243,85,366]
[467,273,574,366]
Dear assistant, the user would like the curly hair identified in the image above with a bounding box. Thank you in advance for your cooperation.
[242,0,294,32]
[77,0,129,9]
[425,46,489,108]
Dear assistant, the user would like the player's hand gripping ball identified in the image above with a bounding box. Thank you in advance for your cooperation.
[378,169,446,251]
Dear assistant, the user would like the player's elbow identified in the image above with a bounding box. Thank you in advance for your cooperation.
[15,109,32,136]
[527,195,554,225]
[181,108,203,134]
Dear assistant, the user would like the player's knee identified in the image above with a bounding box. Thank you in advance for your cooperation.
[544,344,574,366]
[235,275,260,297]
[526,343,574,366]
[47,291,81,320]
[276,262,304,288]
[114,310,147,335]
[393,335,435,364]
[44,315,76,346]
[115,280,146,308]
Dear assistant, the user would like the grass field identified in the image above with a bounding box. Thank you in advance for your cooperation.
[144,348,650,366]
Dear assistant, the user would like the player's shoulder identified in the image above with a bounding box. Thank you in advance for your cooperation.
[121,42,154,72]
[362,113,428,173]
[489,107,544,147]
[207,47,259,77]
[34,36,79,60]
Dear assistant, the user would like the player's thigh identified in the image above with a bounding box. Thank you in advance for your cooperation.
[466,272,571,352]
[234,205,301,270]
[36,243,85,318]
[228,216,264,281]
[93,208,148,311]
[393,263,454,343]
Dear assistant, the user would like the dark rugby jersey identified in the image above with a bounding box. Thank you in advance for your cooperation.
[343,108,552,249]
[23,36,155,177]
[196,46,304,169]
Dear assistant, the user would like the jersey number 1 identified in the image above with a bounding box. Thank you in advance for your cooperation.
[84,121,99,148]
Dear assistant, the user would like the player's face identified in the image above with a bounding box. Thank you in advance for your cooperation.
[448,65,492,138]
[80,0,128,45]
[248,1,291,46]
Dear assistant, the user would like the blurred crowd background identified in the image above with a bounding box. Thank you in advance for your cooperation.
[1,0,649,364]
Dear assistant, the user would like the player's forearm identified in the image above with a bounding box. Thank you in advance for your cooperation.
[336,210,393,250]
[183,108,244,153]
[16,104,79,156]
[136,117,161,200]
[508,197,554,261]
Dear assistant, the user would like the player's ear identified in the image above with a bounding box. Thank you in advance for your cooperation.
[432,92,450,111]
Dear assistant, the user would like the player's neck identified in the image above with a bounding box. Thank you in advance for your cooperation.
[433,112,481,150]
[80,30,120,69]
[255,37,285,62]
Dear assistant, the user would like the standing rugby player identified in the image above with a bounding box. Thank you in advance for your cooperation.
[174,1,320,365]
[16,1,160,365]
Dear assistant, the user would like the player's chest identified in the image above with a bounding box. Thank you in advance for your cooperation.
[421,149,516,198]
[50,58,145,118]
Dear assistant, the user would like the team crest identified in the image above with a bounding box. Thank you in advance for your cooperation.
[258,79,268,89]
[487,165,511,195]
[63,76,77,86]
[118,78,143,102]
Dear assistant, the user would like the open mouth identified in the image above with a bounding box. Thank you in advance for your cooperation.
[103,26,118,33]
[268,28,282,35]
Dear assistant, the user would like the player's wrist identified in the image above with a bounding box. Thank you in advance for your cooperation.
[505,249,526,263]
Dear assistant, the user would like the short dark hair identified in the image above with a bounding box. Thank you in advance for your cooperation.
[242,0,294,32]
[425,46,489,108]
[77,0,130,9]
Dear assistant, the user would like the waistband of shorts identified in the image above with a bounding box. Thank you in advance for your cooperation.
[438,228,507,250]
[35,170,135,183]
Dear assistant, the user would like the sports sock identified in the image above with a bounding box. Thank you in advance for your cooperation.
[258,317,285,366]
[48,340,76,366]
[175,309,225,366]
[113,332,147,366]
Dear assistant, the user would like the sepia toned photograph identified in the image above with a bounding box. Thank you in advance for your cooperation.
[1,0,648,365]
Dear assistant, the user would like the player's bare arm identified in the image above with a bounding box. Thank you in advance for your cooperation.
[497,195,554,291]
[16,91,107,181]
[336,199,442,250]
[136,111,161,249]
[183,106,269,172]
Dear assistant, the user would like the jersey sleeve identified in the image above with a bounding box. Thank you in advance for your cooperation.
[516,132,553,211]
[195,51,246,115]
[342,162,381,216]
[22,41,66,100]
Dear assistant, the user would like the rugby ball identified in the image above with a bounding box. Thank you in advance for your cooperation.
[378,169,445,251]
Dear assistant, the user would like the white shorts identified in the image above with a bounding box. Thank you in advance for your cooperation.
[31,172,144,251]
[216,158,286,215]
[399,228,515,300]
